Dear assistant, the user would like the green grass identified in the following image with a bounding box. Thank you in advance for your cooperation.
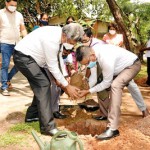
[0,133,25,147]
[0,122,40,147]
[9,122,40,133]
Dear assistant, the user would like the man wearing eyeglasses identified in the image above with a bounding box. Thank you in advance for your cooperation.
[13,23,84,136]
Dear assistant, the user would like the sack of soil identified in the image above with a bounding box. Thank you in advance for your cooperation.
[70,72,89,90]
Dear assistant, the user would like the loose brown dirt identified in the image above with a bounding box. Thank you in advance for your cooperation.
[0,74,150,149]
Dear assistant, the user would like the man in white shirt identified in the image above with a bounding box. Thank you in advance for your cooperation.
[45,43,74,119]
[82,28,149,120]
[13,23,84,136]
[0,0,27,96]
[76,45,147,140]
[140,38,150,86]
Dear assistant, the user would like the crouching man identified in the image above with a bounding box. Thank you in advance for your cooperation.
[76,45,149,140]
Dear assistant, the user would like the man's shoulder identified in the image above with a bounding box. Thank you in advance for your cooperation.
[15,10,23,16]
[0,8,5,14]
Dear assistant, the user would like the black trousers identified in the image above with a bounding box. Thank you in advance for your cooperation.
[44,68,61,113]
[13,50,56,133]
[146,57,150,85]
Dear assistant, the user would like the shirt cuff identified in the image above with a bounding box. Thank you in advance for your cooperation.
[62,79,68,87]
[89,88,96,94]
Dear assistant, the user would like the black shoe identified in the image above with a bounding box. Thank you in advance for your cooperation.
[25,117,39,122]
[96,128,119,140]
[146,81,150,86]
[53,111,67,119]
[41,128,66,137]
[93,116,107,121]
[142,108,150,118]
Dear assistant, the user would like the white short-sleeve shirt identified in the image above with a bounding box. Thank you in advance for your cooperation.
[0,8,24,44]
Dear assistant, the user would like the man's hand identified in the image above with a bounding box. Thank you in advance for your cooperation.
[78,90,89,98]
[64,84,80,99]
[65,76,70,83]
[70,69,76,76]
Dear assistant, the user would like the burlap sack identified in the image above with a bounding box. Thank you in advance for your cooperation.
[70,72,89,90]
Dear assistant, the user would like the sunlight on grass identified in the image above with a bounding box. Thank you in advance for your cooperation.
[10,122,40,133]
[0,133,25,147]
[0,122,40,147]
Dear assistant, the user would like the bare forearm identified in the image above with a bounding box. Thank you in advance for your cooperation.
[85,68,91,78]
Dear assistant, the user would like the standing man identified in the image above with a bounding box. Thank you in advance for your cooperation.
[13,23,84,136]
[140,35,150,86]
[44,43,74,120]
[0,0,27,96]
[76,45,149,140]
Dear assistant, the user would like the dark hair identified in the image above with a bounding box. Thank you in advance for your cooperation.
[66,16,75,24]
[108,22,118,30]
[38,13,49,26]
[84,28,93,38]
[76,46,84,62]
[6,0,17,2]
[40,13,48,20]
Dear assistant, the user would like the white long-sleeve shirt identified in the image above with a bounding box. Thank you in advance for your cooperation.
[89,44,138,93]
[88,38,106,88]
[15,26,68,87]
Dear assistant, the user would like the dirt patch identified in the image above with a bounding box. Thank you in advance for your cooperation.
[6,111,25,124]
[0,121,11,135]
[0,76,150,150]
[0,107,150,150]
[135,77,147,85]
[135,115,150,136]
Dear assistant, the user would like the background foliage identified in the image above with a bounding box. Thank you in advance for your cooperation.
[0,0,150,45]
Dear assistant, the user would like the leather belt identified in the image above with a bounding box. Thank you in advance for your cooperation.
[133,58,140,64]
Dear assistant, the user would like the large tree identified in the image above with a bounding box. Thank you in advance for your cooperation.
[0,0,149,55]
[107,0,150,59]
[106,0,134,51]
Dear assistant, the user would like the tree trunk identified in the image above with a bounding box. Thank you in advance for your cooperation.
[106,0,134,51]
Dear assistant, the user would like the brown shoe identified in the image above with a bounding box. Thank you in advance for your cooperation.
[7,81,13,89]
[142,109,150,118]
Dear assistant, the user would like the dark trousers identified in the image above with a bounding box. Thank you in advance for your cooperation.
[13,50,56,133]
[146,57,150,85]
[44,68,61,113]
